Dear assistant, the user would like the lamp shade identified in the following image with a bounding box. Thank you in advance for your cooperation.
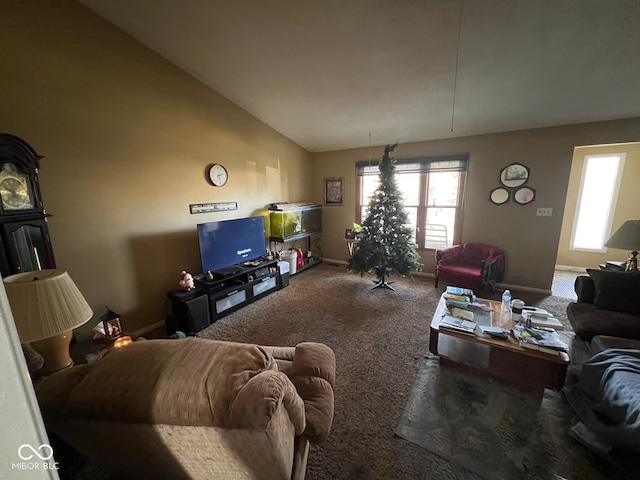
[605,220,640,251]
[4,269,93,343]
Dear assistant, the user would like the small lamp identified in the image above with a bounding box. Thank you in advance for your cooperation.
[100,306,123,340]
[4,269,93,374]
[605,220,640,271]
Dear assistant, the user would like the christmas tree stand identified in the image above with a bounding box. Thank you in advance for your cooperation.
[372,276,395,291]
[372,280,395,291]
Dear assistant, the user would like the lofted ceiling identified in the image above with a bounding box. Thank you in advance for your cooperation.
[80,0,640,153]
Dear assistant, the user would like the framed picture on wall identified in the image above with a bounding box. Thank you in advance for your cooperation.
[324,177,344,205]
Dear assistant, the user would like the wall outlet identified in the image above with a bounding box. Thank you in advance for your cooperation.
[536,207,553,217]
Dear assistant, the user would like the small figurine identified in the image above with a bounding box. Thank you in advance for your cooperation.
[179,270,195,291]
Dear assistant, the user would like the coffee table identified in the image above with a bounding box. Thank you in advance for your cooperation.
[429,294,570,396]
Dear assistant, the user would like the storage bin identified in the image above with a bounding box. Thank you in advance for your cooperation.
[280,251,297,275]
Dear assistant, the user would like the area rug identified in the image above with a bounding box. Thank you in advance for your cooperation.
[395,354,635,480]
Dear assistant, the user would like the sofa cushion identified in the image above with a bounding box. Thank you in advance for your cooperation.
[586,269,640,316]
[438,245,462,264]
[567,302,640,341]
[591,335,640,354]
[460,243,493,267]
[51,338,281,427]
[435,264,482,291]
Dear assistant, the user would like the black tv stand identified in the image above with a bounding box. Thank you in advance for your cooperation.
[166,259,281,335]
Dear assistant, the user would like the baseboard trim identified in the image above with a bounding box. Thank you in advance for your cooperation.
[320,258,435,278]
[132,320,165,337]
[496,283,552,295]
[322,258,346,266]
[324,259,552,292]
[555,264,588,273]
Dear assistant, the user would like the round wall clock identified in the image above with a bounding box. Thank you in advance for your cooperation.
[208,164,228,187]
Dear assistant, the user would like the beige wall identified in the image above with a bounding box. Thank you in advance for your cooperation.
[0,1,313,336]
[312,119,640,291]
[556,142,640,268]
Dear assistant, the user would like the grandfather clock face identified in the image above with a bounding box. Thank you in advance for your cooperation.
[0,161,35,211]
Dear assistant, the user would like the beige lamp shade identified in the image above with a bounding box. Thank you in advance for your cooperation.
[4,269,93,343]
[605,220,640,252]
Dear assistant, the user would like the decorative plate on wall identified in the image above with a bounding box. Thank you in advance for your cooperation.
[499,163,529,188]
[490,187,510,205]
[513,186,536,205]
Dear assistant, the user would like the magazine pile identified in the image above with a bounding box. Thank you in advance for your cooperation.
[511,325,569,356]
[443,286,481,309]
[521,308,564,330]
[439,315,477,335]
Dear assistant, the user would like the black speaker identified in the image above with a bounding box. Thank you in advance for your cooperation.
[184,294,210,333]
[167,292,210,335]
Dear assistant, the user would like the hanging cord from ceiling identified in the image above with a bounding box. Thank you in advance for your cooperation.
[451,0,463,133]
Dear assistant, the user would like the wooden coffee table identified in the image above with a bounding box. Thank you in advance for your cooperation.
[429,295,570,396]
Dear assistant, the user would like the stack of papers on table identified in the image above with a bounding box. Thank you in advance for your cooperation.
[511,325,568,355]
[440,315,477,335]
[446,286,474,297]
[443,286,475,308]
[522,310,564,330]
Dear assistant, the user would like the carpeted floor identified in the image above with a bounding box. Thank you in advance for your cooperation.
[64,264,610,479]
[194,263,607,480]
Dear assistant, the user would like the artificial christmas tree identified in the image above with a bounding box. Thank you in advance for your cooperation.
[348,143,423,290]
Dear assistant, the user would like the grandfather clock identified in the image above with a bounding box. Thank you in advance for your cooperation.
[0,134,56,278]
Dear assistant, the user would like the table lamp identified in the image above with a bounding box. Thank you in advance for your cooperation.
[4,269,93,374]
[604,220,640,271]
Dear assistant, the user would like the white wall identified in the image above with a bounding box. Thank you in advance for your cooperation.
[0,281,58,479]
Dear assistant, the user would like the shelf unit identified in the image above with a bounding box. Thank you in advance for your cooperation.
[268,204,322,272]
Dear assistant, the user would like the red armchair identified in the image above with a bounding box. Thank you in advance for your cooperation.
[435,243,506,292]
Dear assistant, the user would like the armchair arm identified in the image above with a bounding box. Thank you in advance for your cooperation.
[290,343,336,444]
[479,257,498,288]
[230,369,306,435]
[575,275,595,304]
[436,245,462,265]
[491,252,506,282]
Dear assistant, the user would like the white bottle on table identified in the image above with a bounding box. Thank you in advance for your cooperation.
[501,289,511,314]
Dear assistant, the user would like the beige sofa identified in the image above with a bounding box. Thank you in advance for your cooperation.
[36,337,336,480]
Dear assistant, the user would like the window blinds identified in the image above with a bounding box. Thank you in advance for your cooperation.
[356,154,468,176]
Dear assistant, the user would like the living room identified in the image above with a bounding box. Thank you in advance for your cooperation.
[1,1,640,479]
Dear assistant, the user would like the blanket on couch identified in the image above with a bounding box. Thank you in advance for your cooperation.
[563,348,640,452]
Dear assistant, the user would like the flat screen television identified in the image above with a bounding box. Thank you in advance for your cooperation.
[197,216,267,274]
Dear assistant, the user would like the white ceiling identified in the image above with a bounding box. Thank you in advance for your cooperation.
[80,0,640,153]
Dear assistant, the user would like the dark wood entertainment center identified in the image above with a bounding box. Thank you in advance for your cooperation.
[166,259,281,335]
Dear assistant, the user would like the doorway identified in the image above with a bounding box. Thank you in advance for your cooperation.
[555,142,640,286]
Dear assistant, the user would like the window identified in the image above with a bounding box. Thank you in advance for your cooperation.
[356,155,467,250]
[570,153,625,252]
